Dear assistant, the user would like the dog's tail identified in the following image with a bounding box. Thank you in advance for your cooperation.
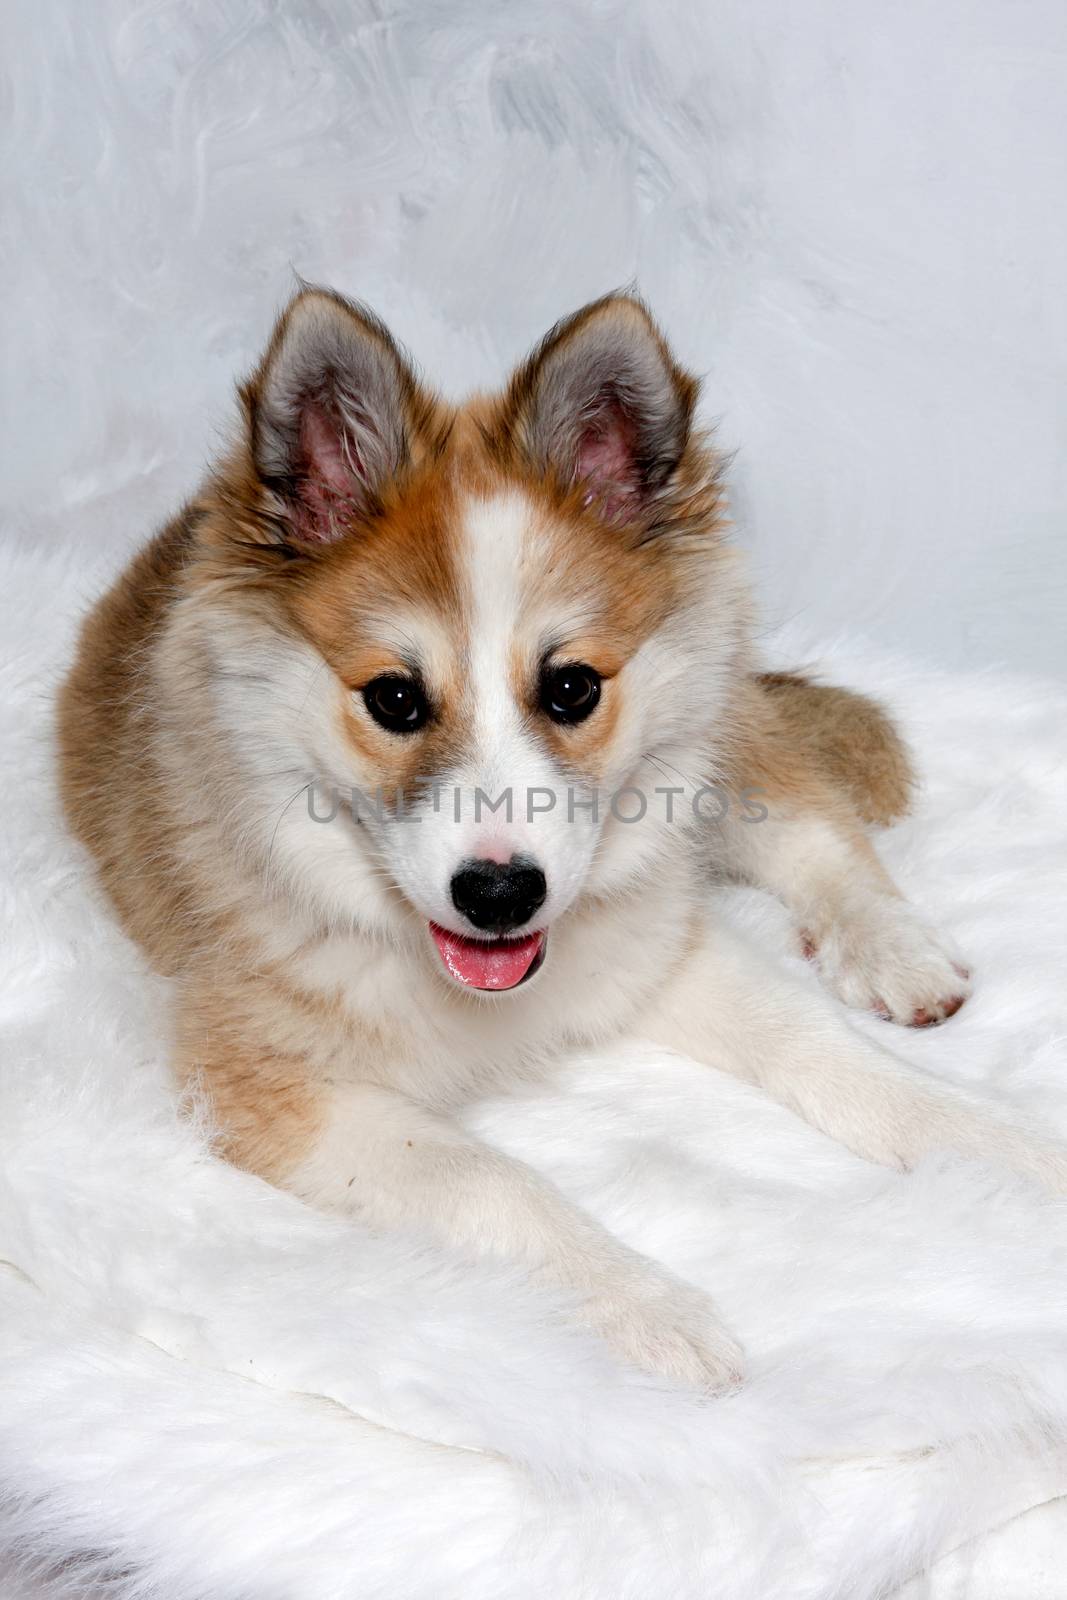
[754,670,914,826]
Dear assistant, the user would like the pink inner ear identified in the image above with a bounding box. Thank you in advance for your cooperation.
[293,406,366,543]
[575,406,639,520]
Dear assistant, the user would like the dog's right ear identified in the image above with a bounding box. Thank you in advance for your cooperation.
[240,289,441,546]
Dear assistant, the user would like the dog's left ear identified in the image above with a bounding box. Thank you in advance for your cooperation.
[497,294,698,523]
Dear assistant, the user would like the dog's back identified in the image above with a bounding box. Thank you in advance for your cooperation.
[753,670,913,827]
[57,510,202,972]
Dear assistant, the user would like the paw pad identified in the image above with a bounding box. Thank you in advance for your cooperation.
[908,992,967,1028]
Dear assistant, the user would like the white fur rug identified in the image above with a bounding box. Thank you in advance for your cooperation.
[3,535,1067,1598]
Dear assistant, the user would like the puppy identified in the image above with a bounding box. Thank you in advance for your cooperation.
[58,289,1067,1388]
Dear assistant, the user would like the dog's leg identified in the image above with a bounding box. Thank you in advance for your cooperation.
[720,803,972,1027]
[638,914,1067,1190]
[717,673,971,1025]
[204,1061,742,1391]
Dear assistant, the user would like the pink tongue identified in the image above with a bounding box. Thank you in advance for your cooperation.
[430,923,544,990]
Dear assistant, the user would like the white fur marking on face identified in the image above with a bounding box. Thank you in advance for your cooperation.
[463,492,530,803]
[450,492,600,911]
[381,491,600,930]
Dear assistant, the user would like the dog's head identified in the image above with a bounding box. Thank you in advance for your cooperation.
[178,288,749,992]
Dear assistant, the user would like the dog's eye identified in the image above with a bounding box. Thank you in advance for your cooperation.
[540,663,602,725]
[362,675,430,734]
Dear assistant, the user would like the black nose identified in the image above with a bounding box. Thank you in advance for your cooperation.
[450,857,547,934]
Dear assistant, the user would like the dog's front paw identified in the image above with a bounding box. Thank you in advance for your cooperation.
[803,898,972,1028]
[579,1271,744,1392]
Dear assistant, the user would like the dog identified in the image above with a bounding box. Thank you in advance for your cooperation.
[58,288,1067,1389]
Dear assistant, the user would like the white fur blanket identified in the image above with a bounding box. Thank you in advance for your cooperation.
[2,536,1067,1598]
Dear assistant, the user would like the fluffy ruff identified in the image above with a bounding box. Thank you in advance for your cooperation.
[2,536,1067,1598]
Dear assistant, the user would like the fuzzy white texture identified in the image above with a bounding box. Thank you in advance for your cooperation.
[2,1,1066,676]
[4,2,1067,1593]
[3,536,1067,1597]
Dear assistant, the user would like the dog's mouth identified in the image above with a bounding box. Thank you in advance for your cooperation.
[428,923,546,992]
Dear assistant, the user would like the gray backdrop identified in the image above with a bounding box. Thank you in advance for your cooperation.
[4,0,1065,675]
